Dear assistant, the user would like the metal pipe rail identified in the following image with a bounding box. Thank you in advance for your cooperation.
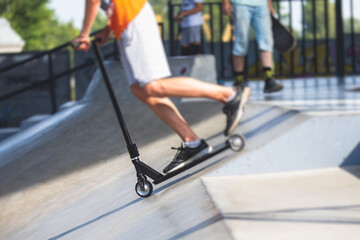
[0,28,116,113]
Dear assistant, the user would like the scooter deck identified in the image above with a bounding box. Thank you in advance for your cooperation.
[153,141,230,184]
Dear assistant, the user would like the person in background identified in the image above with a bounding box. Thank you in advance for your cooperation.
[175,0,203,55]
[73,0,251,174]
[222,0,283,93]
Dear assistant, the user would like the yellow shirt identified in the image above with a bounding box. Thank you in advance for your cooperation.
[109,0,147,38]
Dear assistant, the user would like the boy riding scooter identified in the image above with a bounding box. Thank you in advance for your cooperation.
[73,0,251,174]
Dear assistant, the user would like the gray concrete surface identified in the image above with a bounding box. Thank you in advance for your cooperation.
[204,166,360,240]
[0,63,359,239]
[20,114,51,130]
[0,127,19,142]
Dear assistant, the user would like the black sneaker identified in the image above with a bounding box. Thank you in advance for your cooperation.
[264,78,283,93]
[223,86,251,136]
[163,140,212,174]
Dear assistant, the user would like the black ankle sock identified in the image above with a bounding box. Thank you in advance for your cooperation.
[234,71,244,83]
[263,67,273,81]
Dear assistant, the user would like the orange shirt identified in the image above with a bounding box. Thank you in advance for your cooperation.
[109,0,147,38]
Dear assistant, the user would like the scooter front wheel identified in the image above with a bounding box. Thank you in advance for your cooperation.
[135,180,153,198]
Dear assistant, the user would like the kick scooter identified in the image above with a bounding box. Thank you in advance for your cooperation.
[91,40,245,198]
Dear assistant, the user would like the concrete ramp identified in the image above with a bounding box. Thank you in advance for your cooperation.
[203,166,360,240]
[0,63,359,239]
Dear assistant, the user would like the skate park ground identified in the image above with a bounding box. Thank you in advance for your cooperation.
[0,62,359,239]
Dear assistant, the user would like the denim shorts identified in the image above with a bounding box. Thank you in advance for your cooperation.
[180,25,202,46]
[232,4,273,56]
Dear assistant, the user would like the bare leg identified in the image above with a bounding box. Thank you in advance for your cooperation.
[260,50,273,68]
[143,77,234,102]
[260,50,283,93]
[234,52,272,71]
[233,55,246,72]
[131,83,199,142]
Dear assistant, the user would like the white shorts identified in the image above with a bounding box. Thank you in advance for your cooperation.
[117,2,171,87]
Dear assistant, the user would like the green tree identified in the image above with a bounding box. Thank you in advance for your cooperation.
[303,0,336,39]
[91,11,108,32]
[343,17,360,34]
[0,0,79,51]
[0,0,15,15]
[1,0,53,50]
[44,20,80,49]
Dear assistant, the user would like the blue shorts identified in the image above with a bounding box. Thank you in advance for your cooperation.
[232,4,273,56]
[180,25,202,46]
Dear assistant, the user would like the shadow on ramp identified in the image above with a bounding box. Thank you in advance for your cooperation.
[341,142,360,178]
[0,101,225,197]
[48,156,227,240]
[222,204,360,225]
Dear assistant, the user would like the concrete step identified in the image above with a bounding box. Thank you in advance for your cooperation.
[0,128,20,142]
[20,114,50,130]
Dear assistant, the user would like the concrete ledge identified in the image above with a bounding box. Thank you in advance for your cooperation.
[168,55,217,84]
[59,101,78,110]
[0,128,20,141]
[20,114,51,130]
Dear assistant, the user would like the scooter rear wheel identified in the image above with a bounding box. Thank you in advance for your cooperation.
[135,180,153,198]
[228,134,245,152]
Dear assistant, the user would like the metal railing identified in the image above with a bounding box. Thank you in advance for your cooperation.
[0,1,358,125]
[0,24,167,126]
[0,31,119,114]
[168,0,359,79]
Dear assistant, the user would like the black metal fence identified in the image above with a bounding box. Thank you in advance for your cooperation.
[0,35,119,126]
[168,0,360,79]
[0,0,359,126]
